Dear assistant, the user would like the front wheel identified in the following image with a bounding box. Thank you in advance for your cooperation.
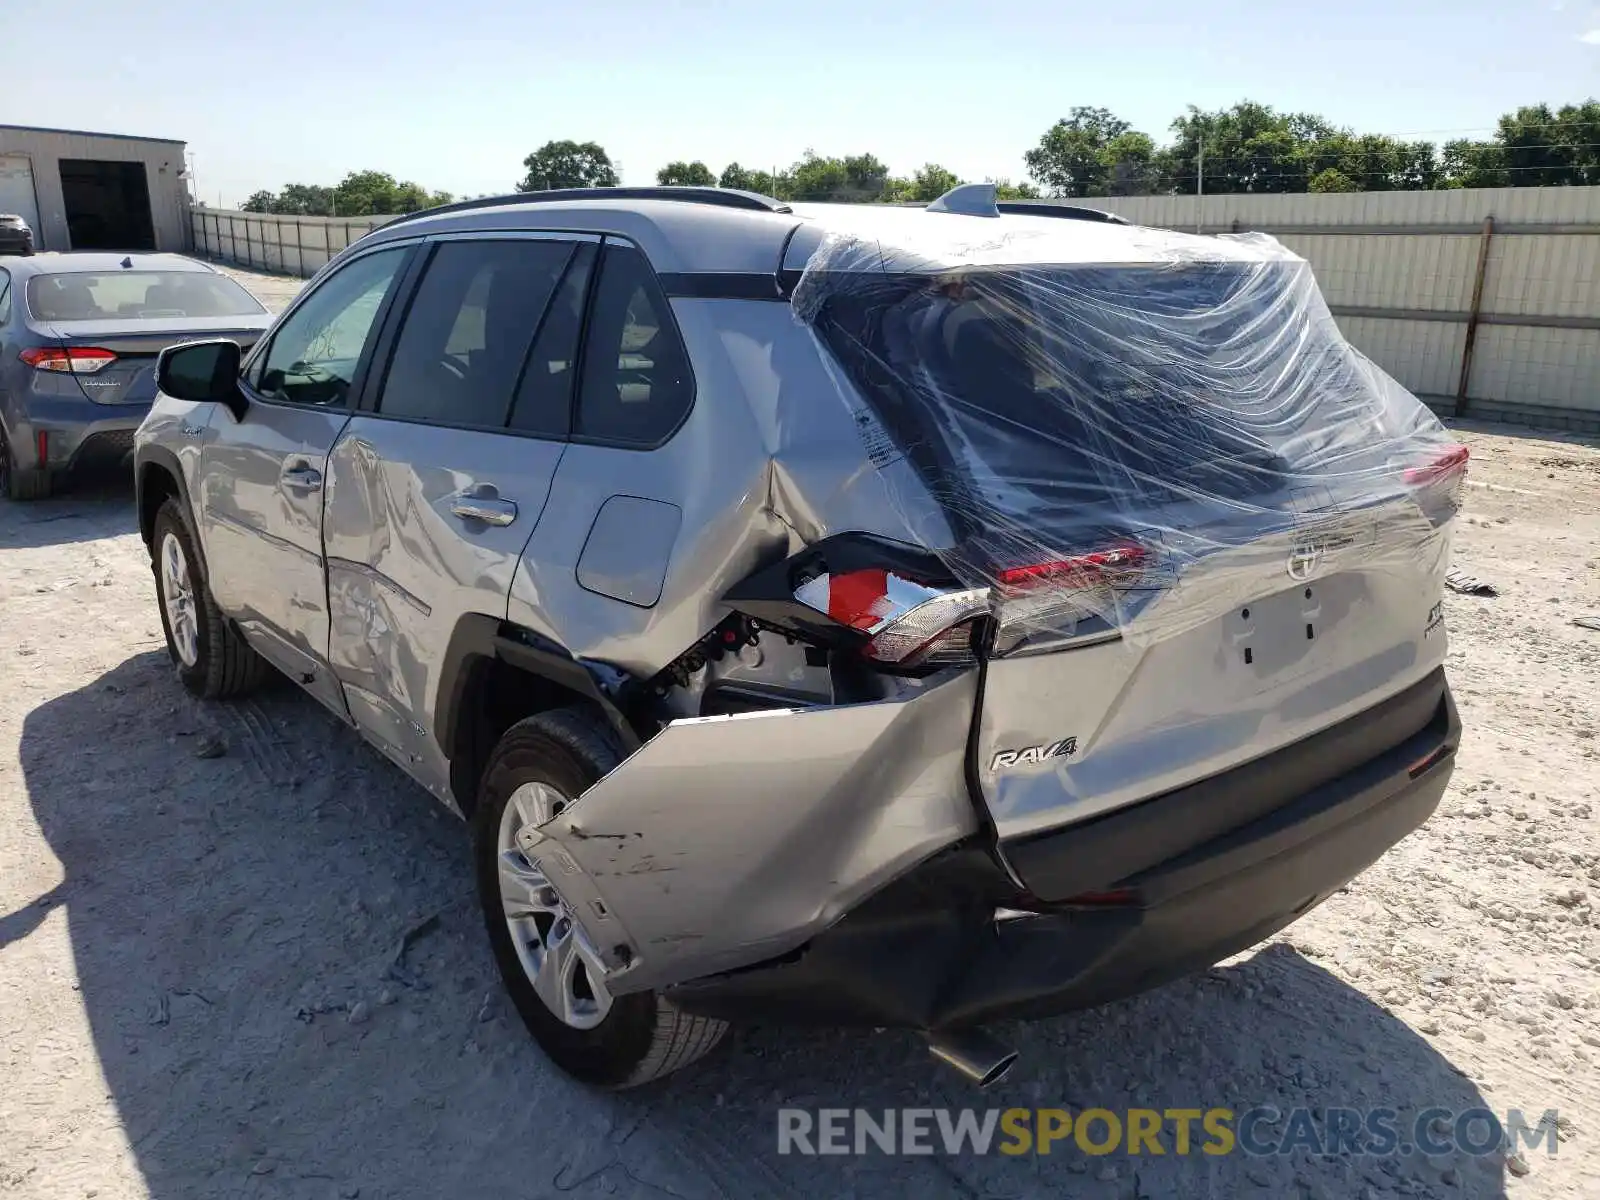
[150,498,270,698]
[474,709,727,1087]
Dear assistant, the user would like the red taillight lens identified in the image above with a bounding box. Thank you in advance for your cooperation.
[20,346,117,374]
[793,569,989,667]
[1403,444,1469,487]
[995,543,1149,594]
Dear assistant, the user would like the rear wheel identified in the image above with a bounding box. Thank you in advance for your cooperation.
[0,425,51,501]
[151,498,270,698]
[474,709,727,1088]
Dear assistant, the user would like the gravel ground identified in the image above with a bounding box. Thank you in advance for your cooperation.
[0,266,1596,1199]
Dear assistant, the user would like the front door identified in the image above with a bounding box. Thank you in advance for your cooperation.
[323,233,594,798]
[198,244,411,714]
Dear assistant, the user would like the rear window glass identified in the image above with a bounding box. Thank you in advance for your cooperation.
[807,262,1382,536]
[26,271,266,322]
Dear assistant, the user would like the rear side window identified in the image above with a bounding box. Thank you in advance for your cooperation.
[0,272,10,324]
[574,243,693,447]
[25,271,265,321]
[378,239,573,428]
[508,242,596,438]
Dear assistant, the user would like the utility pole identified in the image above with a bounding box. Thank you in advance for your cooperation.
[1195,140,1205,234]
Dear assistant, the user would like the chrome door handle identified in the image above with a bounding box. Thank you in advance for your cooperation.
[451,493,518,526]
[281,463,323,491]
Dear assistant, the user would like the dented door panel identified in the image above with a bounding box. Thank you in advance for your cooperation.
[517,669,979,994]
[323,418,563,798]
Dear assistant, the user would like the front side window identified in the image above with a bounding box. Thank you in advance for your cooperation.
[573,244,693,447]
[256,248,407,407]
[377,239,573,428]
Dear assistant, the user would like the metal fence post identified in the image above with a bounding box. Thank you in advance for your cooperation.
[1456,216,1495,418]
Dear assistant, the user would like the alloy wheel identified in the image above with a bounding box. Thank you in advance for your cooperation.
[496,782,614,1030]
[160,530,200,667]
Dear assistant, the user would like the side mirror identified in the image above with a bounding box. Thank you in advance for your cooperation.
[157,339,248,422]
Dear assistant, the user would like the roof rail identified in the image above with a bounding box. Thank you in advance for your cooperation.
[994,201,1129,225]
[372,186,793,235]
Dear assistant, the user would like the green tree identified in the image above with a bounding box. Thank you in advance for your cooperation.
[719,162,791,197]
[241,190,277,213]
[517,141,620,191]
[656,160,716,186]
[907,163,962,202]
[719,162,755,190]
[1491,102,1600,186]
[787,151,893,202]
[1308,167,1359,193]
[990,177,1042,200]
[333,170,402,215]
[1103,131,1160,195]
[1024,107,1134,196]
[273,183,336,215]
[1440,139,1506,188]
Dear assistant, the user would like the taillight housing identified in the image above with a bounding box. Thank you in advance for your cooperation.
[1403,444,1469,517]
[793,569,989,668]
[992,541,1157,654]
[21,346,117,374]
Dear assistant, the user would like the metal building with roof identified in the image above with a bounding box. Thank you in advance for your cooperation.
[0,124,190,254]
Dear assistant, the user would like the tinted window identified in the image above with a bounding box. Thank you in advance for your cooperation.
[25,271,265,321]
[0,273,10,324]
[257,248,406,407]
[574,244,693,447]
[507,242,596,438]
[378,239,573,428]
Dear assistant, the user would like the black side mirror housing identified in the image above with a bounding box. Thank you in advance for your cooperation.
[157,339,248,422]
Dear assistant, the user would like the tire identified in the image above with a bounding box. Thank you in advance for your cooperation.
[150,498,270,698]
[475,708,728,1088]
[0,425,51,501]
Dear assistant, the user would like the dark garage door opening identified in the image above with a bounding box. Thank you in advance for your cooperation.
[59,159,155,251]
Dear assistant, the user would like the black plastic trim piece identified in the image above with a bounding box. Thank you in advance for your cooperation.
[995,201,1130,225]
[433,614,643,769]
[656,272,785,300]
[369,187,793,237]
[133,443,199,568]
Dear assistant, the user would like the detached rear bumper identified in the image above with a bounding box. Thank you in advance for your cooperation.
[667,668,1457,1029]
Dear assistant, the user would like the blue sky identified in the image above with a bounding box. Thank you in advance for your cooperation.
[7,0,1599,205]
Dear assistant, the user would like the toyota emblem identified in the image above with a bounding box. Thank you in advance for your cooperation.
[1286,539,1324,581]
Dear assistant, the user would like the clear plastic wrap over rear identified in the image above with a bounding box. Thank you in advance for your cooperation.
[790,219,1463,651]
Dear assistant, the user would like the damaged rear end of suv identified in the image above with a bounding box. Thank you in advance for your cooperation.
[498,190,1463,1086]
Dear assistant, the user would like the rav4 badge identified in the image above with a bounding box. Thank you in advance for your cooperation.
[991,738,1078,771]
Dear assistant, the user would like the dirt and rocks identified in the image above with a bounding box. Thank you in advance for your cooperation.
[0,267,1596,1199]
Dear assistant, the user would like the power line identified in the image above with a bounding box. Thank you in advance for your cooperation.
[1370,117,1600,138]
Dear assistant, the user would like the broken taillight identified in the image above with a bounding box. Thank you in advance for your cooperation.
[1403,444,1469,487]
[1403,444,1469,518]
[994,542,1150,594]
[793,569,989,667]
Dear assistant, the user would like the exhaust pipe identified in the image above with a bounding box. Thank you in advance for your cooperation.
[926,1028,1018,1088]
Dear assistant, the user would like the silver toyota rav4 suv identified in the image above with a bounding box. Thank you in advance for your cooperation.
[135,184,1463,1088]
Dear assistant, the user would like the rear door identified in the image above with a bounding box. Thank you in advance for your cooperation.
[323,232,593,798]
[199,244,412,713]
